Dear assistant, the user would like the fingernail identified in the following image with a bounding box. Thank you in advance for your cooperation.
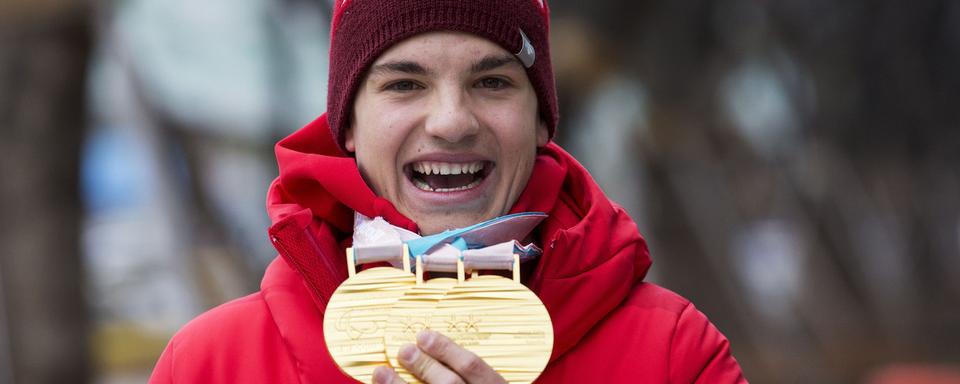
[399,343,419,363]
[416,329,434,348]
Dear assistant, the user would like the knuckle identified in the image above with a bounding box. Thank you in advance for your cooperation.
[419,359,464,384]
[414,355,437,375]
[457,354,485,376]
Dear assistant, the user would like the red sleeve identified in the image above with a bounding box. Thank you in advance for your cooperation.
[148,339,175,384]
[669,302,747,383]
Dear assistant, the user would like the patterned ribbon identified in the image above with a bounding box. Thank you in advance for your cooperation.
[351,212,546,273]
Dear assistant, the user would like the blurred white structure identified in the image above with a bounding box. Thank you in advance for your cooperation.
[84,0,329,335]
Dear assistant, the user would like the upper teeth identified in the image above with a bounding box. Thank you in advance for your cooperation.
[412,161,484,175]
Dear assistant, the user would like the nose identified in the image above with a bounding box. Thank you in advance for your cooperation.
[424,87,480,144]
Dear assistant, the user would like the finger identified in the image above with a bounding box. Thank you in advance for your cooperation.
[416,330,505,384]
[397,342,465,384]
[373,366,407,384]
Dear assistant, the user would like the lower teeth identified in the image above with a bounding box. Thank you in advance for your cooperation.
[413,178,481,192]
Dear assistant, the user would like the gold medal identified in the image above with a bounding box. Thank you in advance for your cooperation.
[383,255,458,383]
[324,246,415,383]
[426,256,553,383]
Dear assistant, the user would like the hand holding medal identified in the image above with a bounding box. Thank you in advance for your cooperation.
[324,213,554,383]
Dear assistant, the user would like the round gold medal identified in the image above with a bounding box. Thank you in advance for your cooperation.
[427,260,553,383]
[324,248,416,383]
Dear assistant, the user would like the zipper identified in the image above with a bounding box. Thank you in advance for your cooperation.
[270,227,341,309]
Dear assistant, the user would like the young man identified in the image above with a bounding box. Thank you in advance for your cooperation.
[150,1,747,382]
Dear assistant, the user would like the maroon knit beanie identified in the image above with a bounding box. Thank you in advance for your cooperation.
[327,0,558,153]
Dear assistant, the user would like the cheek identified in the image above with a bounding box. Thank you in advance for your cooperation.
[489,118,539,189]
[354,120,411,185]
[483,92,540,143]
[354,109,400,151]
[357,129,397,166]
[494,110,541,152]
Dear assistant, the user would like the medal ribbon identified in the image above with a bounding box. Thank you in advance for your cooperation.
[351,212,546,273]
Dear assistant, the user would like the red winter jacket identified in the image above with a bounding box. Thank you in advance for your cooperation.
[149,114,746,383]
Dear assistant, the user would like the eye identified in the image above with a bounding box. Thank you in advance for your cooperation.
[476,77,511,89]
[385,80,423,92]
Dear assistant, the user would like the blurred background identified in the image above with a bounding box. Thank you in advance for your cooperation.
[1,0,958,383]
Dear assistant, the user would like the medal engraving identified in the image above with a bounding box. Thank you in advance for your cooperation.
[324,266,416,383]
[384,277,458,383]
[428,275,553,383]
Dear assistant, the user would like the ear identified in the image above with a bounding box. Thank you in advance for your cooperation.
[535,118,549,147]
[344,124,357,152]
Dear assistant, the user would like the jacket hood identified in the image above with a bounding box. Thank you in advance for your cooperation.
[266,114,652,361]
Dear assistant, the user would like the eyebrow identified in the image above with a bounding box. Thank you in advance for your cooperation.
[368,54,520,78]
[369,61,432,76]
[471,54,520,73]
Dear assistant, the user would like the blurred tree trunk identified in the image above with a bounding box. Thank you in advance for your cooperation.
[553,0,960,382]
[0,3,91,384]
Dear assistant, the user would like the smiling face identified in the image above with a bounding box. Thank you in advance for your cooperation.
[345,31,548,235]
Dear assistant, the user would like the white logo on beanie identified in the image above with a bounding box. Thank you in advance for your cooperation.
[516,29,536,68]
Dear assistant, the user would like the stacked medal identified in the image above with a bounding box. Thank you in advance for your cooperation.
[323,213,554,383]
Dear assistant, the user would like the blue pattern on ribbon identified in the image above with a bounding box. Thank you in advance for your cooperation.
[403,212,546,257]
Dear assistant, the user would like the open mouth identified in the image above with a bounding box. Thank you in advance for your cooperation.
[404,160,493,192]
